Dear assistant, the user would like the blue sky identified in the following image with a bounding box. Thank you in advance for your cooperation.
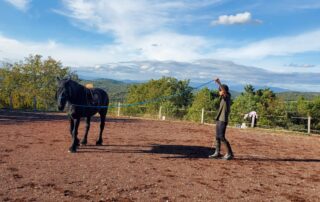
[0,0,320,91]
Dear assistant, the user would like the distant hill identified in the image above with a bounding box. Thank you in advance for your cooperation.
[276,92,320,101]
[79,77,320,103]
[79,78,130,102]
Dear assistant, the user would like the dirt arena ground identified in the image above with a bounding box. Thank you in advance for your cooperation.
[0,110,319,202]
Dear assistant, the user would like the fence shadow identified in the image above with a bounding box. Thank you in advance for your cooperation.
[0,109,139,125]
[236,156,320,163]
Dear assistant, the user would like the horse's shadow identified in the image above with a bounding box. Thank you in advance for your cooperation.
[78,144,213,158]
[0,109,139,125]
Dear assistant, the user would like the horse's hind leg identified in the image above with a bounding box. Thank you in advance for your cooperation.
[96,111,106,145]
[81,116,91,145]
[69,118,80,153]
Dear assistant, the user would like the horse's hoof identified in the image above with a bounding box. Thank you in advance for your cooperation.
[81,140,87,145]
[68,147,77,153]
[96,141,103,146]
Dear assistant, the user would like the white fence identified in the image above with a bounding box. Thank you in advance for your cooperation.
[108,102,319,135]
[3,98,319,135]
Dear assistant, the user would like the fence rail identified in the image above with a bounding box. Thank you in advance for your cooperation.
[109,102,319,135]
[2,98,319,135]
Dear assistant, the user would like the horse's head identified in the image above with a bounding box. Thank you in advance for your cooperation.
[56,77,71,111]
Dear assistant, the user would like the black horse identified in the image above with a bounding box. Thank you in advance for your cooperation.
[56,77,109,153]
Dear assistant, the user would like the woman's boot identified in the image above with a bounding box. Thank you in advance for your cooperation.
[209,140,221,158]
[222,140,234,160]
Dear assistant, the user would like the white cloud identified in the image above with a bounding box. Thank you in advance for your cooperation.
[1,28,320,73]
[286,63,315,68]
[1,32,320,91]
[57,0,174,39]
[156,69,170,74]
[213,29,320,60]
[0,34,124,66]
[56,0,223,43]
[0,31,208,67]
[292,1,320,10]
[51,0,217,63]
[5,0,31,11]
[136,32,208,61]
[78,60,320,92]
[211,12,261,25]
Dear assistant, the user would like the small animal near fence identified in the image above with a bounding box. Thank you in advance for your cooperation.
[107,102,319,135]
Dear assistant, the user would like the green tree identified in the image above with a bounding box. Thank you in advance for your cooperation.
[244,84,255,95]
[230,86,286,127]
[256,88,287,128]
[185,88,220,122]
[306,96,320,131]
[230,86,258,123]
[124,77,193,118]
[0,54,75,110]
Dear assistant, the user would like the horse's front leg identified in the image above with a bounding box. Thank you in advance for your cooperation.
[96,113,106,145]
[69,118,80,153]
[81,116,91,145]
[69,117,79,146]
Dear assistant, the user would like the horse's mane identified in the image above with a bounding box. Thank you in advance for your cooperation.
[65,79,86,105]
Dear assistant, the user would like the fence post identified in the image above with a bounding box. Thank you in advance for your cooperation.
[33,96,37,111]
[251,116,256,128]
[158,106,162,120]
[201,108,204,124]
[307,115,311,134]
[9,95,13,110]
[117,102,121,117]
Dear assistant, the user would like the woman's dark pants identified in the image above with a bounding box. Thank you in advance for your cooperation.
[214,121,233,156]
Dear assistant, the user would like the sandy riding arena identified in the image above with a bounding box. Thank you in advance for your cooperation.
[0,110,319,202]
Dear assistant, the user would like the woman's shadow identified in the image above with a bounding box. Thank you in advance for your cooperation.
[145,144,214,158]
[143,144,320,162]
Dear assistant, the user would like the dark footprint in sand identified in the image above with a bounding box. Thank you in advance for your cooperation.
[78,194,91,200]
[7,167,19,172]
[25,182,36,188]
[166,174,176,178]
[63,190,75,196]
[16,145,29,149]
[43,183,56,188]
[13,174,23,179]
[162,196,170,202]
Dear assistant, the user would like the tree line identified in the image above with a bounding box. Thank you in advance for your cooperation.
[0,55,77,111]
[1,55,319,133]
[123,77,320,133]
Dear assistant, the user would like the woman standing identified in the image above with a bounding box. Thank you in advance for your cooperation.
[209,78,234,160]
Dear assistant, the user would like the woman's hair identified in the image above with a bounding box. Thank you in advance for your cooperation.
[219,84,229,92]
